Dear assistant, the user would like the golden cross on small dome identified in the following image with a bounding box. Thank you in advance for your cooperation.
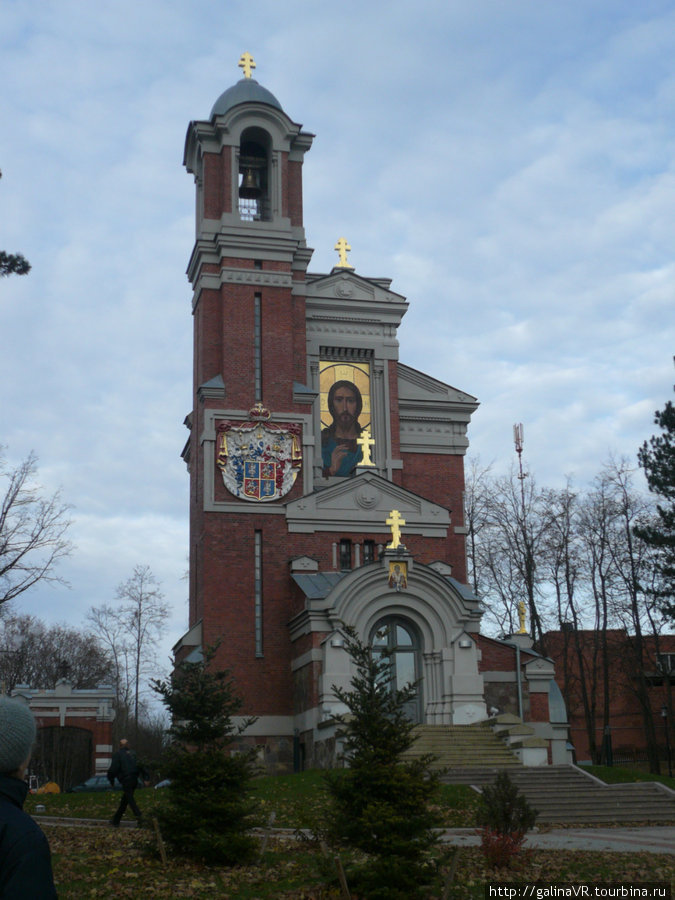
[238,52,256,79]
[517,600,527,634]
[334,237,354,269]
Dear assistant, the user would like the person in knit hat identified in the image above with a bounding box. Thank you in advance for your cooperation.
[0,696,57,898]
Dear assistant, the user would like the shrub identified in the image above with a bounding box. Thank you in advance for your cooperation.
[476,769,537,869]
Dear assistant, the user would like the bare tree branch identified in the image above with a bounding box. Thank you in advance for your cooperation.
[88,565,169,744]
[0,448,72,606]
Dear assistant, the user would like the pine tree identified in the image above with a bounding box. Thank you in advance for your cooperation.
[635,398,675,620]
[0,172,30,277]
[0,251,30,277]
[324,627,442,900]
[151,644,260,864]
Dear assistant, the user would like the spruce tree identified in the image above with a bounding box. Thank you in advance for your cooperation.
[151,644,260,864]
[324,626,442,900]
[636,398,675,620]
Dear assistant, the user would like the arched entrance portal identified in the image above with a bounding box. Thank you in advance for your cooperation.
[371,616,423,724]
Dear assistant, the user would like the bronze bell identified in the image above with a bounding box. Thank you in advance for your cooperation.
[239,167,261,199]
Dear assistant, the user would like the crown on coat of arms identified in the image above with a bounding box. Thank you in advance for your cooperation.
[249,402,271,420]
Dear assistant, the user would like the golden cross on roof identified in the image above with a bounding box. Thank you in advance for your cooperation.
[356,427,375,466]
[386,509,406,549]
[238,52,256,79]
[334,237,354,269]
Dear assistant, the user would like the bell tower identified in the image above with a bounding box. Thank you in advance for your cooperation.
[183,53,314,416]
[180,57,316,730]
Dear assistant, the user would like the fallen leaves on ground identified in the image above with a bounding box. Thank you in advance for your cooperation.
[43,825,675,899]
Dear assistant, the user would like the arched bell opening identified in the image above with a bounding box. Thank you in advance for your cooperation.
[370,615,424,724]
[238,127,271,221]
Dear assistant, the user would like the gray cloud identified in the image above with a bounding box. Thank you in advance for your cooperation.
[1,0,673,662]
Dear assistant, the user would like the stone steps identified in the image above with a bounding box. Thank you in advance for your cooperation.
[441,764,675,824]
[405,724,675,824]
[404,723,522,770]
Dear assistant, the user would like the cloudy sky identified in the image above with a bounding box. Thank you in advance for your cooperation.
[2,0,674,664]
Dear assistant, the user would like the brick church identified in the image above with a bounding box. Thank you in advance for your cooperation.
[173,55,568,771]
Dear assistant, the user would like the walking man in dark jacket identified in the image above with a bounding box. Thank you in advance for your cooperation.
[107,738,147,827]
[0,696,58,898]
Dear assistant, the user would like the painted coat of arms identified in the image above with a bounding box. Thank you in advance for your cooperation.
[216,409,301,502]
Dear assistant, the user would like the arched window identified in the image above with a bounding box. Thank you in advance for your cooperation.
[238,128,271,221]
[371,616,423,723]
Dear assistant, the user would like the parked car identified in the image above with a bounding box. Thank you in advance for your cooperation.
[67,775,116,793]
[67,775,146,793]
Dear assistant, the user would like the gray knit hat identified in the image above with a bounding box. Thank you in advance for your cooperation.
[0,697,36,774]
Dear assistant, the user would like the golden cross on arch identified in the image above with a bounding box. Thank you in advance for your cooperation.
[356,427,375,466]
[334,237,354,269]
[386,509,406,549]
[238,52,256,79]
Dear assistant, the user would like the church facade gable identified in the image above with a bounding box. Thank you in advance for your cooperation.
[398,362,478,456]
[285,470,450,537]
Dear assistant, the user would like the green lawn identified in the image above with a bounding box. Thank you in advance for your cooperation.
[27,770,479,829]
[27,764,673,826]
[27,768,675,899]
[582,764,675,789]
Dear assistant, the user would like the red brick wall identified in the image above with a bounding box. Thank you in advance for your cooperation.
[280,151,289,219]
[529,692,549,722]
[387,361,401,468]
[545,629,675,761]
[194,288,224,387]
[287,159,303,226]
[400,452,467,581]
[476,635,522,672]
[202,150,230,218]
[198,515,307,716]
[261,287,304,409]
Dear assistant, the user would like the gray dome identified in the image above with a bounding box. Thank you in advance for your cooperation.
[210,78,283,118]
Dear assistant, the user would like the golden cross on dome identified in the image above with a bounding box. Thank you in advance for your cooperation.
[357,427,375,466]
[334,237,354,269]
[386,509,406,549]
[238,52,256,79]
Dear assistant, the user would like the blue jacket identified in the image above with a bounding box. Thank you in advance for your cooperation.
[0,773,57,898]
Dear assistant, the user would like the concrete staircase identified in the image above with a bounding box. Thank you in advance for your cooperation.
[405,723,522,771]
[406,724,675,824]
[445,764,675,825]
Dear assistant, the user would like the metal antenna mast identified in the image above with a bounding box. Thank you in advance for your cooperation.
[513,422,527,515]
[513,422,537,646]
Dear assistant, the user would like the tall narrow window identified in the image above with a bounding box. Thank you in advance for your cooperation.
[254,530,263,657]
[254,293,262,402]
[363,540,376,564]
[339,539,352,571]
[371,617,422,723]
